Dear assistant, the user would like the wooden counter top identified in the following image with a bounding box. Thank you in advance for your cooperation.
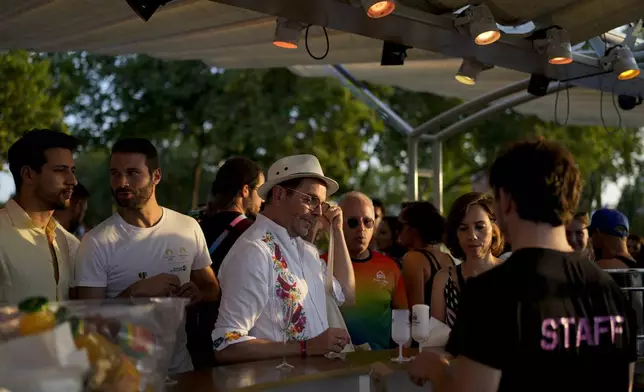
[168,348,418,392]
[169,352,644,392]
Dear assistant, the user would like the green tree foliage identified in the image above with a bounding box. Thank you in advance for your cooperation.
[533,124,644,211]
[44,52,643,223]
[0,51,64,163]
[370,86,644,212]
[73,148,111,227]
[371,87,538,209]
[49,54,386,214]
[617,178,644,236]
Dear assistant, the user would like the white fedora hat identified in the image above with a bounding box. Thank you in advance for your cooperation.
[257,154,339,200]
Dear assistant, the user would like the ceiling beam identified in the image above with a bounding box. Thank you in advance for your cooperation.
[210,0,643,96]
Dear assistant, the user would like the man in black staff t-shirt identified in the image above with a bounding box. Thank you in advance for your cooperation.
[409,139,637,392]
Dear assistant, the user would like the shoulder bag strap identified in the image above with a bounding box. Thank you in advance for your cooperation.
[208,214,247,255]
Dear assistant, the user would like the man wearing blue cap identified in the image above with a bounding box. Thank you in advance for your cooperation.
[590,208,637,271]
[590,209,643,359]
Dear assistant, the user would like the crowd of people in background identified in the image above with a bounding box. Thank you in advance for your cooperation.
[0,128,642,391]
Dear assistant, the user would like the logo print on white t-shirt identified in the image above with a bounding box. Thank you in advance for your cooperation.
[178,247,190,261]
[169,264,187,273]
[164,248,178,263]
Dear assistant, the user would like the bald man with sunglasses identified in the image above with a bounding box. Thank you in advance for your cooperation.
[322,191,407,350]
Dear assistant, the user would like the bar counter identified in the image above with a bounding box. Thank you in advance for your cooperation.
[168,349,428,392]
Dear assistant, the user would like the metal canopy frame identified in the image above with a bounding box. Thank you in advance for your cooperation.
[212,0,644,96]
[409,81,573,213]
[230,0,641,212]
[332,63,575,213]
[214,0,644,213]
[329,29,641,212]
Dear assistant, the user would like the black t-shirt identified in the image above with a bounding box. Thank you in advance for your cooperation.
[199,211,253,276]
[446,248,637,392]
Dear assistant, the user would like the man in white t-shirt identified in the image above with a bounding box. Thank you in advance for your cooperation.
[75,138,220,375]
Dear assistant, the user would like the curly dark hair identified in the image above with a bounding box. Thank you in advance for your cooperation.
[488,139,582,226]
[445,192,504,260]
[399,201,445,245]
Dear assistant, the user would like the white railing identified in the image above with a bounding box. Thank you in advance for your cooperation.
[605,269,644,344]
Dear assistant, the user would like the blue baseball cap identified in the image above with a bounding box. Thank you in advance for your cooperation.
[589,208,629,238]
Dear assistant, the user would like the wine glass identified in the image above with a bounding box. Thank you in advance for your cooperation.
[390,309,411,363]
[275,296,295,370]
[411,304,430,354]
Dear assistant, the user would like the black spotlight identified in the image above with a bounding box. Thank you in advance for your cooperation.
[527,73,552,96]
[381,41,411,66]
[126,0,172,21]
[617,95,643,110]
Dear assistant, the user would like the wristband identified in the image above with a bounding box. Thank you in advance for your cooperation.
[299,340,308,358]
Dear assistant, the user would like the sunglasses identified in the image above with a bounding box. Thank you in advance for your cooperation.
[347,217,375,229]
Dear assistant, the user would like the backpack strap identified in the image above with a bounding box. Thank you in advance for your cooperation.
[208,214,247,255]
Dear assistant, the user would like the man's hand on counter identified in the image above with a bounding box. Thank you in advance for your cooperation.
[214,328,350,365]
[307,328,351,355]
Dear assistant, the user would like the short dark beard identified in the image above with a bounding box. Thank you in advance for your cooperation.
[112,182,154,209]
[52,199,69,211]
[41,191,69,211]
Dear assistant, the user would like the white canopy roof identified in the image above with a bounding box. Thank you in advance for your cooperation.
[0,0,642,128]
[292,56,644,127]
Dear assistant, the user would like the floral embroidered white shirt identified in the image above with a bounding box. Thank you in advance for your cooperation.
[212,214,345,351]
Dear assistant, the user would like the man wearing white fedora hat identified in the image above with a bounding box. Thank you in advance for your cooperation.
[213,154,356,364]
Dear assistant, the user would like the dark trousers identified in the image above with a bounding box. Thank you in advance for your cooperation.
[186,300,219,369]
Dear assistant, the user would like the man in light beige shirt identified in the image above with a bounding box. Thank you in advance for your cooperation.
[0,129,80,304]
